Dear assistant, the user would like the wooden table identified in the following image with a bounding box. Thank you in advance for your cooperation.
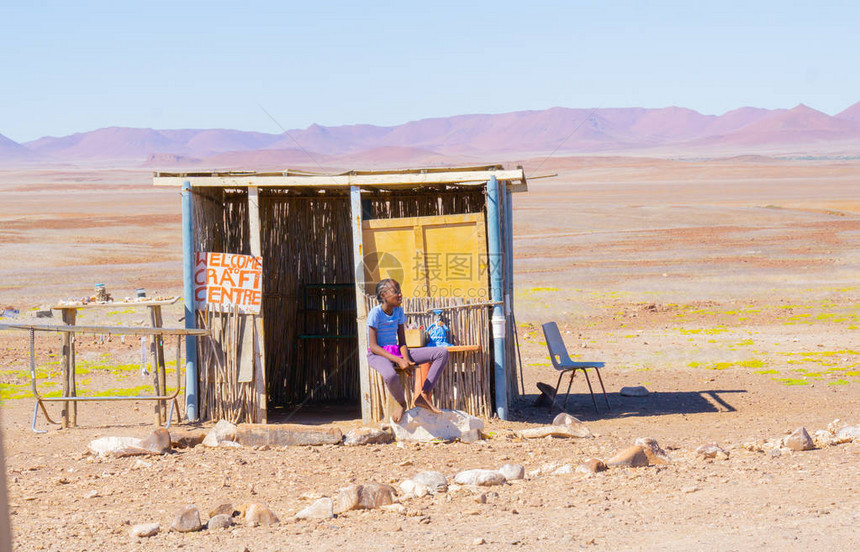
[411,345,481,398]
[52,297,180,427]
[386,345,482,418]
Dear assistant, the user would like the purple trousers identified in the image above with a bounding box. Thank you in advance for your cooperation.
[367,347,449,405]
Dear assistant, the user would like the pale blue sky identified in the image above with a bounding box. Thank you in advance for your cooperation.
[1,1,857,142]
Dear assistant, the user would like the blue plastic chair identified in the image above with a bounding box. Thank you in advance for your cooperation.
[541,321,610,413]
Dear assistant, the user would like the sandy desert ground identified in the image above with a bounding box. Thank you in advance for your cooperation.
[0,156,859,551]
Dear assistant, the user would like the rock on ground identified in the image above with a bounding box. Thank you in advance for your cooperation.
[835,425,860,442]
[381,503,407,514]
[577,458,608,474]
[696,443,730,460]
[235,424,343,447]
[517,423,591,439]
[813,429,836,447]
[295,498,334,520]
[137,428,171,454]
[208,503,235,518]
[606,446,650,468]
[344,427,394,446]
[552,413,583,426]
[244,503,280,526]
[171,430,205,449]
[400,479,430,498]
[333,483,396,511]
[635,437,670,464]
[412,471,448,493]
[454,469,507,486]
[358,482,397,509]
[87,436,144,458]
[334,486,360,514]
[401,471,449,497]
[171,505,202,533]
[130,523,160,538]
[392,408,483,443]
[498,464,525,481]
[538,463,560,476]
[207,514,234,530]
[620,386,650,397]
[784,427,814,451]
[202,420,238,448]
[551,464,574,475]
[87,428,173,458]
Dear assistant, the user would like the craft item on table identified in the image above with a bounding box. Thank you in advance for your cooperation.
[404,323,426,347]
[1,307,19,319]
[426,309,452,347]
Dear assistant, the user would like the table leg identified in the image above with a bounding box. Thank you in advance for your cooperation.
[61,308,77,428]
[413,362,432,401]
[150,305,167,425]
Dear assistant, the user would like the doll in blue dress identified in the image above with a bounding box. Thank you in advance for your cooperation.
[426,309,452,347]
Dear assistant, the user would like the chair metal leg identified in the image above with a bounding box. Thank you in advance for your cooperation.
[562,370,576,411]
[550,371,566,412]
[594,367,610,410]
[582,369,598,413]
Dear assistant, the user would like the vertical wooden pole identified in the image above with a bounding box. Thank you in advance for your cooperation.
[150,305,167,425]
[247,186,267,423]
[350,186,373,423]
[60,308,77,427]
[181,181,199,421]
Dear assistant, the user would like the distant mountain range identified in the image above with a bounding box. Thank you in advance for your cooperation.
[2,101,859,168]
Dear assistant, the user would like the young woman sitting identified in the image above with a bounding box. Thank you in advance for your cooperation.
[366,279,448,423]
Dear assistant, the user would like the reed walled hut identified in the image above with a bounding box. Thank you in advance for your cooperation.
[153,166,527,424]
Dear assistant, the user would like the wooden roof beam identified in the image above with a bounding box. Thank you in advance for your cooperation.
[153,168,529,192]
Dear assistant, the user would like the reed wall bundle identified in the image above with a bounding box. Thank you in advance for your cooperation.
[192,188,256,421]
[259,190,357,406]
[196,303,262,422]
[364,186,485,219]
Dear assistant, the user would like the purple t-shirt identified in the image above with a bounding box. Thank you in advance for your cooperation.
[367,305,406,347]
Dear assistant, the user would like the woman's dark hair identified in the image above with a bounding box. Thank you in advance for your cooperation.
[375,279,399,303]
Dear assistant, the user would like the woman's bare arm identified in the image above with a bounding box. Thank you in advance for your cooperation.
[398,325,416,365]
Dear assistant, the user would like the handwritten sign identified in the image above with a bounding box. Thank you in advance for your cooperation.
[194,252,263,314]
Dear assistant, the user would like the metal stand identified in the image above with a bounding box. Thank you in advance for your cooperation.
[0,323,207,432]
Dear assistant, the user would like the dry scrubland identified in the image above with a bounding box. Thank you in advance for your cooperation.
[0,157,859,551]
